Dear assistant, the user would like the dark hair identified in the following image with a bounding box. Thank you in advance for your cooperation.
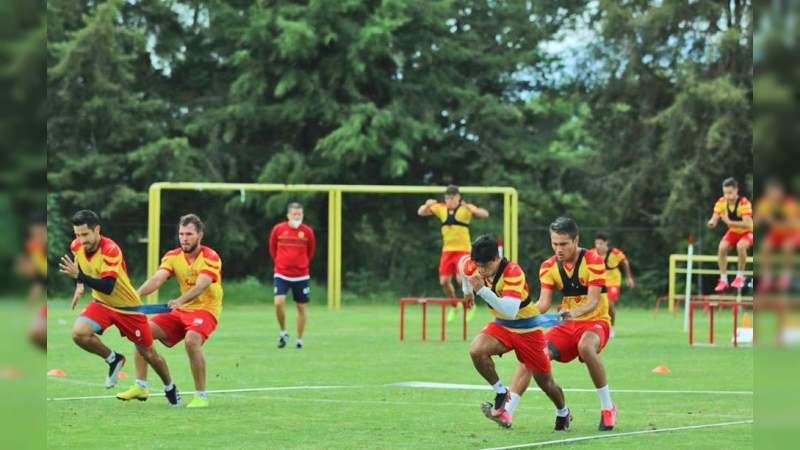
[71,210,100,229]
[722,177,738,189]
[595,231,609,242]
[287,202,303,212]
[179,213,205,233]
[444,185,460,196]
[549,217,579,240]
[471,234,499,263]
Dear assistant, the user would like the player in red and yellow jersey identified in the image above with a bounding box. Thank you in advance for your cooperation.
[588,231,635,337]
[707,178,754,291]
[508,218,617,431]
[418,185,489,322]
[755,179,799,292]
[15,217,47,350]
[58,210,177,404]
[461,235,568,430]
[117,214,222,408]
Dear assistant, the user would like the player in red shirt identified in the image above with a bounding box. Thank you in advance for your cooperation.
[269,202,315,349]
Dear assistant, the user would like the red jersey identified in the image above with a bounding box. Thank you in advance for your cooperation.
[269,222,315,279]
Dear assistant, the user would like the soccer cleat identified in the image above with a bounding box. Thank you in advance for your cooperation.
[165,384,180,407]
[493,390,510,411]
[116,384,148,402]
[610,327,616,339]
[730,275,746,289]
[481,402,512,428]
[554,411,572,431]
[295,339,303,349]
[447,303,462,323]
[713,278,729,292]
[105,353,126,388]
[278,333,288,349]
[186,396,208,408]
[757,278,772,293]
[598,404,617,431]
[777,274,792,290]
[466,305,476,322]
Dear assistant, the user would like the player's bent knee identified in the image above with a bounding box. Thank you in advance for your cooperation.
[184,332,203,348]
[737,241,750,252]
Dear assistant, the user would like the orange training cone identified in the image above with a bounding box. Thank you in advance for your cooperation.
[47,368,66,377]
[118,370,128,380]
[651,365,671,374]
[742,312,751,329]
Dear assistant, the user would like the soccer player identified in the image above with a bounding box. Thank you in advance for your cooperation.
[588,232,635,337]
[418,185,489,322]
[269,202,315,349]
[58,210,178,405]
[463,235,569,430]
[707,178,753,292]
[15,217,48,350]
[506,217,617,431]
[755,179,798,292]
[116,214,222,408]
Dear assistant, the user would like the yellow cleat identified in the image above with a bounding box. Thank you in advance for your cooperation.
[116,384,149,402]
[186,396,209,408]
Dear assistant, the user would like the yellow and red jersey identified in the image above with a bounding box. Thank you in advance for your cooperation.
[25,238,47,278]
[713,196,753,233]
[539,249,610,325]
[462,257,542,333]
[755,195,799,234]
[430,203,473,252]
[158,245,223,319]
[587,247,627,287]
[71,236,141,310]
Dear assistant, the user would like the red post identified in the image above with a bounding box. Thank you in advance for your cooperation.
[422,301,427,341]
[440,303,446,341]
[689,301,694,345]
[709,303,715,345]
[400,301,405,341]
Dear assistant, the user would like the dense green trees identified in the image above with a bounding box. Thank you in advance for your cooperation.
[47,0,753,301]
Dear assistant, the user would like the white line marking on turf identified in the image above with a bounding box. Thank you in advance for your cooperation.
[478,420,754,450]
[389,381,753,396]
[48,384,362,401]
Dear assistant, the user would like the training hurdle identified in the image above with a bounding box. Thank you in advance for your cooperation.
[400,298,467,341]
[688,300,753,347]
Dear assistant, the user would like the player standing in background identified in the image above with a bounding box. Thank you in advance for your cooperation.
[269,202,315,349]
[117,214,222,408]
[59,210,179,405]
[462,235,569,431]
[418,185,489,322]
[588,232,635,337]
[755,179,799,292]
[506,217,617,431]
[16,216,47,350]
[707,177,753,292]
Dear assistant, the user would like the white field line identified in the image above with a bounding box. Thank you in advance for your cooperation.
[478,420,753,450]
[388,381,753,396]
[48,384,363,401]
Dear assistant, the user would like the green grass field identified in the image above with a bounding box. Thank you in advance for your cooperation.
[46,301,752,449]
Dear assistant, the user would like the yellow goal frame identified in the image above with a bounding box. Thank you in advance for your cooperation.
[147,182,519,308]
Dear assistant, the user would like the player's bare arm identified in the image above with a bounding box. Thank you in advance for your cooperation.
[136,269,172,297]
[417,199,437,216]
[623,260,635,288]
[465,203,490,218]
[167,274,213,309]
[562,285,601,320]
[535,287,554,314]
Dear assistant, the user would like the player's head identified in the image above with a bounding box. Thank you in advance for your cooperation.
[444,185,462,209]
[287,202,304,229]
[28,214,47,245]
[471,234,501,277]
[71,210,101,253]
[764,178,785,200]
[722,177,739,201]
[549,217,579,261]
[178,214,204,253]
[594,231,609,254]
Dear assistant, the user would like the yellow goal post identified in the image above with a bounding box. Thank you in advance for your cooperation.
[146,182,519,309]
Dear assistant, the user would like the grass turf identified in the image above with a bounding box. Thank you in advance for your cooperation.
[47,301,752,449]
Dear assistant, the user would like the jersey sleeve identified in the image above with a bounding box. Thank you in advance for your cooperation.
[538,259,557,290]
[306,226,316,260]
[70,239,81,256]
[158,253,175,277]
[199,249,222,282]
[612,248,627,263]
[585,253,606,287]
[713,198,725,216]
[430,203,447,221]
[739,198,753,217]
[457,204,474,224]
[500,264,525,299]
[99,242,123,279]
[269,225,279,259]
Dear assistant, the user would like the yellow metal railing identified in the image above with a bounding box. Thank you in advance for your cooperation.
[668,253,754,313]
[146,182,519,308]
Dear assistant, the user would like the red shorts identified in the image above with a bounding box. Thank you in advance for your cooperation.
[765,229,796,249]
[481,321,551,374]
[722,230,753,247]
[607,286,621,302]
[79,301,153,347]
[439,251,470,276]
[546,320,610,363]
[151,309,218,348]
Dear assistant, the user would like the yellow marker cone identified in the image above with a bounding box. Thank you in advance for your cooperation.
[742,313,751,329]
[651,365,671,374]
